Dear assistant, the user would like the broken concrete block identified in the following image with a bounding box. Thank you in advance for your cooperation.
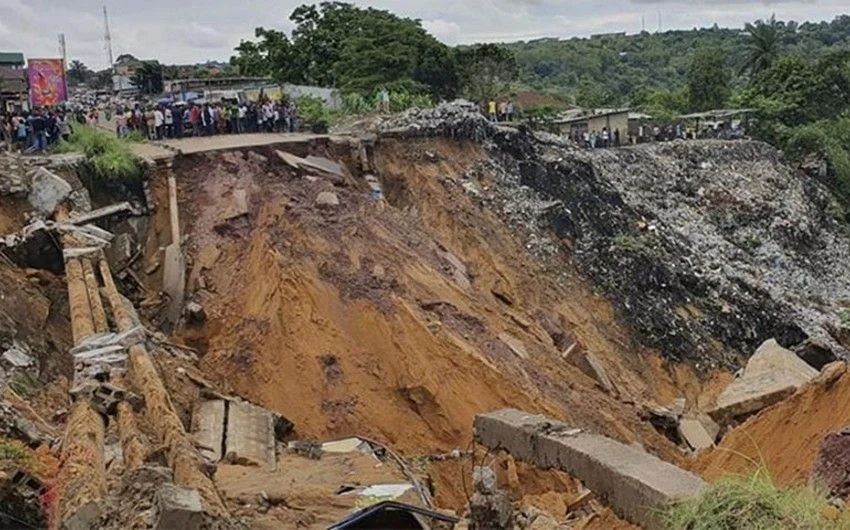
[216,189,249,226]
[710,339,818,423]
[62,500,103,530]
[192,400,226,462]
[475,409,706,530]
[155,485,203,530]
[105,233,136,272]
[247,151,268,165]
[315,191,340,209]
[2,347,33,368]
[678,417,714,451]
[28,167,71,216]
[276,150,302,169]
[497,332,529,359]
[470,490,512,530]
[225,400,276,469]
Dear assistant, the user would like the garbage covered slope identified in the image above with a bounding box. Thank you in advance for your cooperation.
[369,102,850,368]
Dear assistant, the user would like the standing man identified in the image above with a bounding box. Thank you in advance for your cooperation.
[488,99,497,121]
[164,106,174,138]
[506,101,515,122]
[153,107,164,140]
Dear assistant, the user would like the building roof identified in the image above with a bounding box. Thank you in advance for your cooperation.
[554,108,633,125]
[0,52,25,65]
[327,501,459,530]
[679,109,757,120]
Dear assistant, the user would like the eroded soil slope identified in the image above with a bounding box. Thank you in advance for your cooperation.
[173,140,690,460]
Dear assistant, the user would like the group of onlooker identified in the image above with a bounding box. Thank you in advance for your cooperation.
[1,109,72,153]
[114,100,301,140]
[485,99,516,122]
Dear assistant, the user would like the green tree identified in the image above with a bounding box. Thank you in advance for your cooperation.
[230,2,458,98]
[455,44,518,103]
[741,15,781,77]
[687,49,730,111]
[131,61,164,95]
[67,60,90,86]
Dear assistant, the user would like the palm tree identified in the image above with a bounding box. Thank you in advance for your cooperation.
[740,15,781,77]
[67,60,90,85]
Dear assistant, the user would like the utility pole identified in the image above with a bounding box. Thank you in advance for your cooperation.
[641,15,646,33]
[103,4,115,91]
[103,5,114,68]
[58,33,67,70]
[657,11,662,33]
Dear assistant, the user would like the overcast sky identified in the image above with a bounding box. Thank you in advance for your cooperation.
[1,0,847,70]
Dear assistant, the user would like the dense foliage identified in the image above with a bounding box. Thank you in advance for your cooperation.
[231,2,458,99]
[55,125,147,191]
[506,15,850,103]
[230,2,521,102]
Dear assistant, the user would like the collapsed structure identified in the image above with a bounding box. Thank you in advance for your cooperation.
[1,101,850,528]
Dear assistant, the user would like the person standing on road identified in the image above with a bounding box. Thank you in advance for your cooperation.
[164,106,174,138]
[190,104,201,136]
[488,99,497,121]
[154,107,164,140]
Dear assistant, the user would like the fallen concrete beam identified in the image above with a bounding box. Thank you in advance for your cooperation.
[155,485,203,530]
[70,202,134,226]
[117,401,146,472]
[474,409,706,529]
[98,258,227,517]
[81,259,108,334]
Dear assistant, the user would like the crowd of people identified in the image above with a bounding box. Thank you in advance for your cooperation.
[1,109,73,153]
[485,99,516,122]
[113,100,302,140]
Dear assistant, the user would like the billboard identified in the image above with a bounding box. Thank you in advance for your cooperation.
[27,58,67,107]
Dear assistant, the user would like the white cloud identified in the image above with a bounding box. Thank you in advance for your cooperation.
[1,0,846,70]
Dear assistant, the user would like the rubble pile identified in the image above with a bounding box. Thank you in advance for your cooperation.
[378,99,500,141]
[379,101,850,366]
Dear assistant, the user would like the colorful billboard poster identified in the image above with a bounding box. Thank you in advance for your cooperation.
[28,59,67,108]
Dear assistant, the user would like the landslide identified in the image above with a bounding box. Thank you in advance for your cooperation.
[172,142,687,460]
[692,365,850,486]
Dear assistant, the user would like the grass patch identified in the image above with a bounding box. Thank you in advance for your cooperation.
[55,124,148,191]
[7,371,41,398]
[0,442,29,464]
[660,468,841,529]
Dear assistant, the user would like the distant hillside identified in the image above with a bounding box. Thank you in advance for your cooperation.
[503,15,850,104]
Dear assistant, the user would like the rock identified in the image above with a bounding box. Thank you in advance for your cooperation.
[185,302,206,324]
[247,151,268,164]
[812,426,850,501]
[473,466,497,494]
[2,347,33,368]
[155,485,203,530]
[315,191,340,209]
[536,311,570,350]
[27,167,72,216]
[710,339,818,423]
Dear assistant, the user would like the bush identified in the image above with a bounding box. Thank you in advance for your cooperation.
[55,125,147,190]
[661,468,841,530]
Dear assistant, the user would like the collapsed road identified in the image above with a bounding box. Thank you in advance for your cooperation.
[1,101,850,528]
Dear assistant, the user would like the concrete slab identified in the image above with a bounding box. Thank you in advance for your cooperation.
[497,333,529,359]
[302,155,345,178]
[474,409,706,529]
[322,437,371,454]
[155,485,203,530]
[678,418,714,451]
[28,167,72,216]
[710,339,817,422]
[225,400,276,469]
[192,400,226,462]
